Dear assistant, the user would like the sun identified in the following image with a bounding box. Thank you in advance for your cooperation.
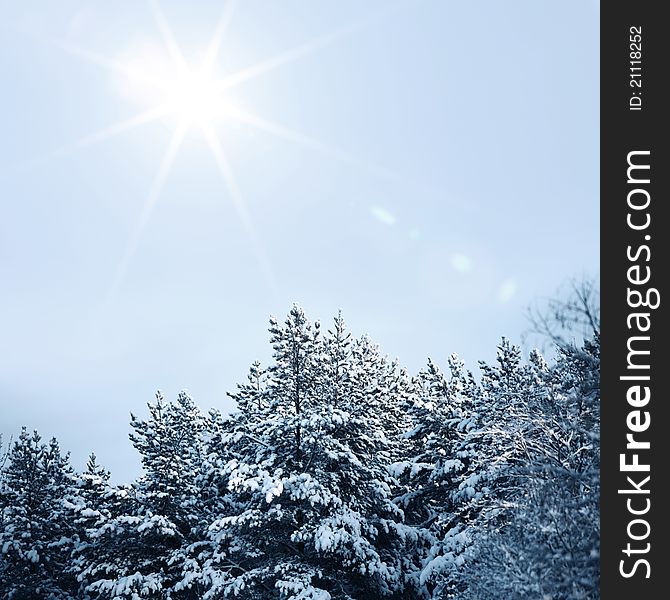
[113,39,235,130]
[163,70,225,125]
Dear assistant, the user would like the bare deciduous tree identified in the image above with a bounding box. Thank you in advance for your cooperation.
[524,276,600,351]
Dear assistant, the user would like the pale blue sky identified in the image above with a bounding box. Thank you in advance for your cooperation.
[0,0,599,479]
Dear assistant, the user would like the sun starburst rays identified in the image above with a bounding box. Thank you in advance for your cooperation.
[33,0,390,301]
[200,0,238,78]
[54,39,168,90]
[58,105,173,155]
[107,118,188,303]
[148,0,188,73]
[215,20,363,92]
[227,106,402,183]
[201,124,277,293]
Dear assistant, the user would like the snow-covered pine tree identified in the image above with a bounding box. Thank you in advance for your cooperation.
[167,403,254,598]
[66,452,114,595]
[344,333,425,596]
[80,391,208,599]
[0,428,78,599]
[393,354,481,599]
[317,322,421,598]
[319,312,351,411]
[203,306,415,599]
[79,453,111,509]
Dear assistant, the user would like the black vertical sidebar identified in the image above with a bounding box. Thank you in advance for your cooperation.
[601,2,668,597]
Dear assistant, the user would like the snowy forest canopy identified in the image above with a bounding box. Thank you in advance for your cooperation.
[0,287,600,599]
